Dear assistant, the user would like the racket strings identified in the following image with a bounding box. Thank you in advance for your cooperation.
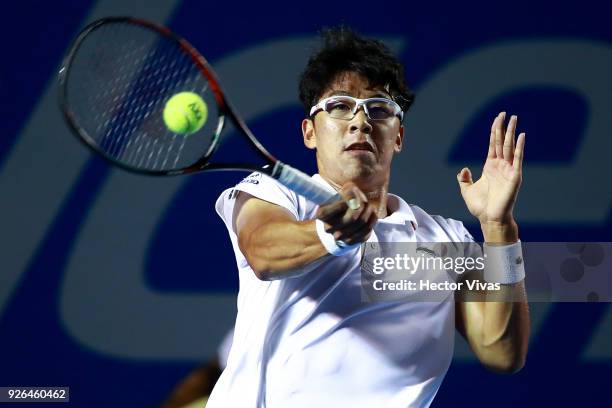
[120,51,181,169]
[104,32,181,161]
[142,46,195,169]
[65,21,218,171]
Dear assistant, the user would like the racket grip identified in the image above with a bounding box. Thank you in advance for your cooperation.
[273,162,341,205]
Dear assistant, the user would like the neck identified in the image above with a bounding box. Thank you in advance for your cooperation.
[319,173,390,218]
[368,184,390,219]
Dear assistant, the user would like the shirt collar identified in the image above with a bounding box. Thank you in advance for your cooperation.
[385,194,418,229]
[311,174,418,229]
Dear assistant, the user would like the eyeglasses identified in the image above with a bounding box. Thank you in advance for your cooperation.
[309,95,403,121]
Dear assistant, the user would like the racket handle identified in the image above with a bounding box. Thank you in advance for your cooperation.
[273,162,341,205]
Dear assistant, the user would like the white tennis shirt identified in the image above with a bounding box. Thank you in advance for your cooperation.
[207,173,475,408]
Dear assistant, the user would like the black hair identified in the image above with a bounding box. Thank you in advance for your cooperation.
[298,26,415,118]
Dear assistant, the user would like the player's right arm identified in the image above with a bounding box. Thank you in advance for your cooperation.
[233,183,376,280]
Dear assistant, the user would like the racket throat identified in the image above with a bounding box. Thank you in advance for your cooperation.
[269,161,285,179]
[272,161,339,205]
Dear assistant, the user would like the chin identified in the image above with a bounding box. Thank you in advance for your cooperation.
[342,162,378,182]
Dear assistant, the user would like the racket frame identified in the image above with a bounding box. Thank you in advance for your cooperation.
[59,16,340,205]
[58,16,278,177]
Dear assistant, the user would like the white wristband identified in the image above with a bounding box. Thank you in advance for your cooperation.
[483,240,526,284]
[315,219,360,256]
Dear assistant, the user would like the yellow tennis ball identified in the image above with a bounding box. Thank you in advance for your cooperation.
[163,92,208,134]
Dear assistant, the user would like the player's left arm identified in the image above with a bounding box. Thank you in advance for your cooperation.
[454,112,530,373]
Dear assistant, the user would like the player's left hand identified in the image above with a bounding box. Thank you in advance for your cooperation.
[456,112,526,225]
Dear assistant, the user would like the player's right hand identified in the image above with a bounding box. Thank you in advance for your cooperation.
[315,182,378,246]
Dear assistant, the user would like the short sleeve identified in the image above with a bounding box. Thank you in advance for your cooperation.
[430,216,483,259]
[215,172,299,233]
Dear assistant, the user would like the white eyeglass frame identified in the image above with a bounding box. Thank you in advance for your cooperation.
[309,95,404,121]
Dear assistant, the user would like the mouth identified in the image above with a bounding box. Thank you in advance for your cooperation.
[345,142,375,155]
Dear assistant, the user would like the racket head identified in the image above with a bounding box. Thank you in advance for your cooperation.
[58,17,229,175]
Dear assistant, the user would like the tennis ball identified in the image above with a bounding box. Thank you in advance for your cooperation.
[163,92,208,134]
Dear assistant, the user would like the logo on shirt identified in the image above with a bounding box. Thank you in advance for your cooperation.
[239,173,261,185]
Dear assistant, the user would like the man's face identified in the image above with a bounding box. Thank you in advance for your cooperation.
[302,71,404,190]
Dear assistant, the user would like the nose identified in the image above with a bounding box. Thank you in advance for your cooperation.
[348,108,372,134]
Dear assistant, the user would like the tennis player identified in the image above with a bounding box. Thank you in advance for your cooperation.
[208,27,529,408]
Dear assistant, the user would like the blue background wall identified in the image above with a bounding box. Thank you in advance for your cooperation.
[1,0,611,406]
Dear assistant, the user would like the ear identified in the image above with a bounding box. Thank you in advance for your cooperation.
[394,125,404,153]
[302,118,317,150]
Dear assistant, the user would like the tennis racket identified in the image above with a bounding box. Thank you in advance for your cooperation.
[58,16,339,205]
